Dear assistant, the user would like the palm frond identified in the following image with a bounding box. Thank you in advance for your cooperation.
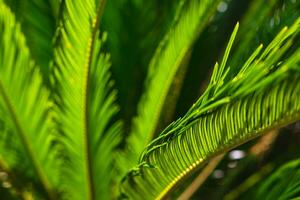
[0,108,22,170]
[229,0,300,72]
[255,159,300,200]
[4,0,57,84]
[88,31,122,200]
[101,0,179,129]
[120,18,300,200]
[0,2,58,199]
[122,0,222,173]
[52,0,121,199]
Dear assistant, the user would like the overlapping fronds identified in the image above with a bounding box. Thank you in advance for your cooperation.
[101,0,179,129]
[88,32,122,200]
[121,18,300,200]
[0,2,58,199]
[52,0,121,199]
[122,0,222,173]
[255,159,300,199]
[21,0,56,76]
[229,0,300,72]
[4,0,57,82]
[227,0,278,71]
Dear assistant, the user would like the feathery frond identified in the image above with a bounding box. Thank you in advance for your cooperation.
[1,1,299,199]
[88,32,122,200]
[122,0,222,173]
[121,18,300,200]
[255,159,300,200]
[0,2,58,199]
[101,0,180,130]
[52,0,121,199]
[229,0,300,72]
[4,0,57,83]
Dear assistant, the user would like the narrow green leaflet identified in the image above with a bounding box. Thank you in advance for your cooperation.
[121,18,300,200]
[53,0,121,199]
[122,0,222,173]
[0,2,58,199]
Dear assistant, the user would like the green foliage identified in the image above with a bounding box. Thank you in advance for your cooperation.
[120,19,300,199]
[102,0,179,126]
[52,0,121,199]
[0,2,58,198]
[88,32,122,200]
[4,0,57,84]
[120,0,222,174]
[0,0,299,199]
[255,159,300,199]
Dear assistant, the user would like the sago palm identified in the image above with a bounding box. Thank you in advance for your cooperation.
[0,0,299,200]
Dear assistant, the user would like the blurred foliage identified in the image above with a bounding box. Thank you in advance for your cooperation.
[102,0,180,131]
[0,0,299,199]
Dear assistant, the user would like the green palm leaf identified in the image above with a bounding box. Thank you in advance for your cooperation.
[88,32,122,200]
[255,159,300,200]
[4,0,57,84]
[121,18,300,200]
[229,0,299,72]
[53,0,121,199]
[0,2,58,199]
[122,0,222,173]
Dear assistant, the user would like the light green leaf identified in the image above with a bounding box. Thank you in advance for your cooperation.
[121,18,300,200]
[53,0,121,199]
[0,2,58,199]
[4,0,57,84]
[88,31,122,200]
[122,0,222,173]
[256,159,300,200]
